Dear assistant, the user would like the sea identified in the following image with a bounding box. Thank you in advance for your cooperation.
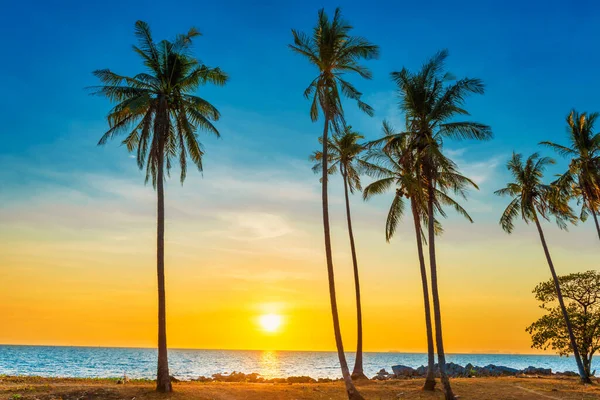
[0,345,594,381]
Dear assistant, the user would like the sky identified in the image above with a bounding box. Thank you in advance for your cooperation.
[1,0,599,354]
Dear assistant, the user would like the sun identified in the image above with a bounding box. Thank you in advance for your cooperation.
[259,314,282,333]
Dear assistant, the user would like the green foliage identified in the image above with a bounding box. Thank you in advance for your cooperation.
[362,121,476,242]
[363,50,489,240]
[526,271,600,376]
[10,394,22,400]
[387,49,492,147]
[310,126,366,192]
[495,153,577,233]
[90,21,228,186]
[289,8,379,127]
[541,110,600,221]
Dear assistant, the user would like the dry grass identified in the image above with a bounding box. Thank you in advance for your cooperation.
[2,376,600,399]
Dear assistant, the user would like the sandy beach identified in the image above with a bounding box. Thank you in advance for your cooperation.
[2,376,600,400]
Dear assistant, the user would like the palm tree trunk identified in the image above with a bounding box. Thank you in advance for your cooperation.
[341,169,367,381]
[155,145,172,393]
[321,118,363,400]
[427,177,455,400]
[592,210,600,242]
[411,200,436,391]
[533,215,591,384]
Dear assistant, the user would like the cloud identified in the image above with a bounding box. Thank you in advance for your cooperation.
[215,212,294,241]
[445,147,467,158]
[449,150,506,187]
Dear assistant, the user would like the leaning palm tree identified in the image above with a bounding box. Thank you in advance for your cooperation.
[310,126,369,380]
[90,21,228,392]
[541,110,600,240]
[363,121,477,391]
[289,8,378,399]
[381,50,492,400]
[495,152,591,383]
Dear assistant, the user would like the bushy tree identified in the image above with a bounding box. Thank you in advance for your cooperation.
[527,271,600,378]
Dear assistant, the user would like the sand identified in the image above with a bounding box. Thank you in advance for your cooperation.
[2,376,600,399]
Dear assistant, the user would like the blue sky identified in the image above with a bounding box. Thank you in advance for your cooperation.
[2,0,599,158]
[1,0,600,351]
[2,0,600,221]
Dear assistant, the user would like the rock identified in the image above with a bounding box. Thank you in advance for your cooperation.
[445,362,467,377]
[477,364,521,376]
[170,375,180,382]
[372,368,393,380]
[556,371,578,377]
[286,376,316,384]
[523,366,552,375]
[392,365,416,377]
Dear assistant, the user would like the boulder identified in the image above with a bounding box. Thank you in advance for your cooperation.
[392,365,416,377]
[523,366,552,375]
[480,364,521,376]
[556,371,578,377]
[286,376,316,384]
[445,362,467,377]
[372,368,393,380]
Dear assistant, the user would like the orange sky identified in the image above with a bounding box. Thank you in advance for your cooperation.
[1,158,597,354]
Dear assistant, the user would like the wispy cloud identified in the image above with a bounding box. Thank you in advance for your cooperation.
[215,212,294,241]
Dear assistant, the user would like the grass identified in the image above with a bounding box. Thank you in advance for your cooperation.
[1,376,600,399]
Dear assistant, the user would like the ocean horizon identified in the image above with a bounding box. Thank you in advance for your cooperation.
[0,345,593,381]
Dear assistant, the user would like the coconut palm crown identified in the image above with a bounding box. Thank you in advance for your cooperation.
[92,21,228,185]
[495,152,577,233]
[289,8,379,127]
[541,110,600,238]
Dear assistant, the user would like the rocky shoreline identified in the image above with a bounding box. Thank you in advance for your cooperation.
[182,363,580,384]
[373,363,578,380]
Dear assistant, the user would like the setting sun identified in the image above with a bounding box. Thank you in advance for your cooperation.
[259,314,282,333]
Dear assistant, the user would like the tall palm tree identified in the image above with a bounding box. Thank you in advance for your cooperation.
[541,110,600,240]
[363,121,477,391]
[310,126,369,380]
[289,8,378,399]
[91,21,228,392]
[382,50,492,400]
[495,152,591,383]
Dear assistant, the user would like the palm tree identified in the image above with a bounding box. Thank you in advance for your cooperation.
[289,8,378,399]
[382,50,492,400]
[310,126,369,380]
[495,152,591,383]
[363,121,477,391]
[541,110,600,240]
[90,21,228,392]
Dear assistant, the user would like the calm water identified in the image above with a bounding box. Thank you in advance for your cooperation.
[0,345,593,380]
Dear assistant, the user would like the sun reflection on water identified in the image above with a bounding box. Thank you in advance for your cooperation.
[258,350,281,379]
